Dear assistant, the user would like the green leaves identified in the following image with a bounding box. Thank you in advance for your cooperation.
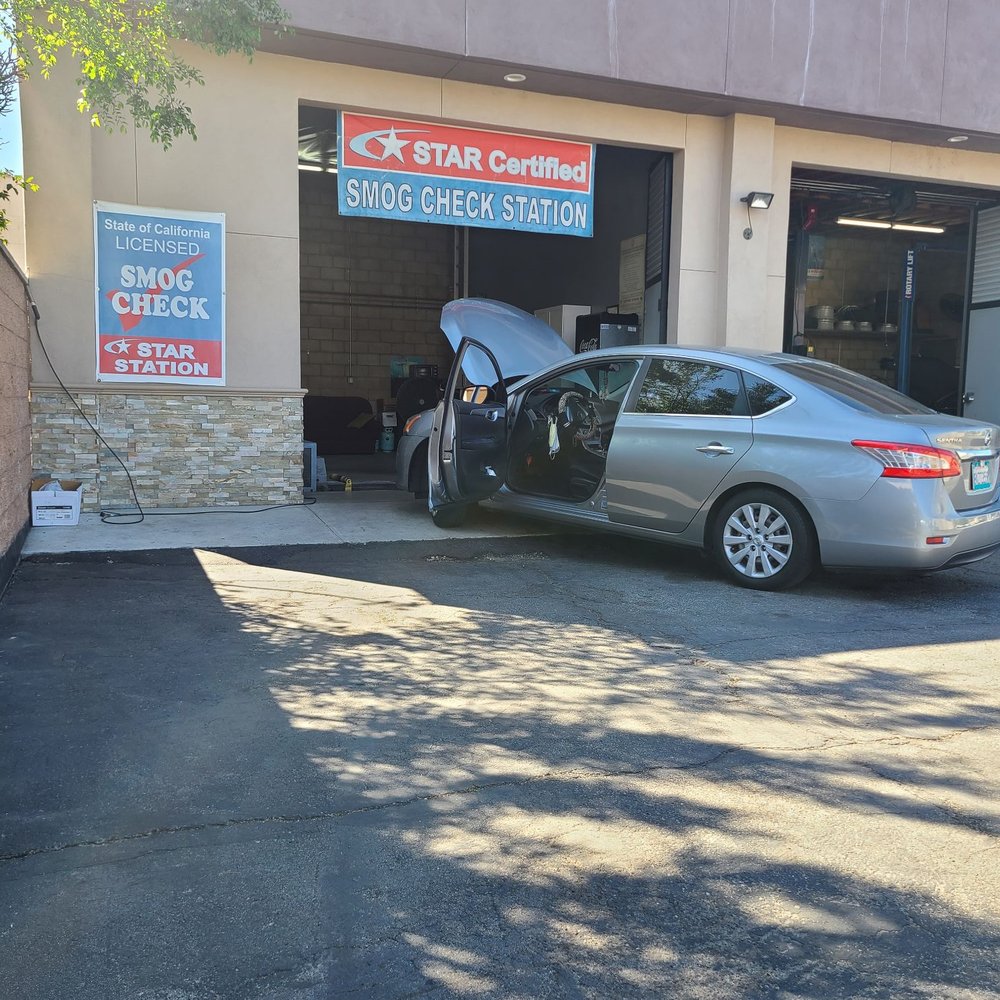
[5,0,288,147]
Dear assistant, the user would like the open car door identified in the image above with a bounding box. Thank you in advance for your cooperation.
[429,337,509,514]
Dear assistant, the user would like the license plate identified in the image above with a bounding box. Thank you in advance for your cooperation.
[971,458,993,492]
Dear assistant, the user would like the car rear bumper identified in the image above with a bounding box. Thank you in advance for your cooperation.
[805,480,1000,570]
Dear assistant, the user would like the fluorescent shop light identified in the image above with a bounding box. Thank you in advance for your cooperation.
[891,223,945,234]
[837,217,892,229]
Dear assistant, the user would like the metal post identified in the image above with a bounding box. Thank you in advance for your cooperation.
[897,247,916,395]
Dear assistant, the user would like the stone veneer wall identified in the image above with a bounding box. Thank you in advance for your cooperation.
[31,391,304,511]
[0,246,32,591]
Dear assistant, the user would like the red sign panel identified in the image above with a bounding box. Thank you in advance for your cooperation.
[340,113,593,193]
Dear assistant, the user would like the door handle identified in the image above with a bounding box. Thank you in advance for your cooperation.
[471,407,502,421]
[696,442,734,456]
[963,391,976,405]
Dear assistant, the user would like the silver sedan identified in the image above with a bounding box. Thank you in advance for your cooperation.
[401,299,1000,590]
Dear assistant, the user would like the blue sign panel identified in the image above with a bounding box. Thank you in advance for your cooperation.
[95,202,226,384]
[337,112,595,237]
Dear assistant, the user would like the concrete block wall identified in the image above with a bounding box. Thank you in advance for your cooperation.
[810,333,899,384]
[31,391,305,510]
[299,174,454,405]
[805,233,904,314]
[0,248,32,589]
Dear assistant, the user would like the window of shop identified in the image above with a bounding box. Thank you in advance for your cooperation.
[785,169,1000,415]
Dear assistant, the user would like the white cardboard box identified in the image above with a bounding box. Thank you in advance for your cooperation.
[30,478,83,527]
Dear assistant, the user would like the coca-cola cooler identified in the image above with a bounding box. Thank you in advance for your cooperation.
[575,312,640,353]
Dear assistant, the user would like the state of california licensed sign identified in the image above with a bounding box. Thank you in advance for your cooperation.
[337,112,595,237]
[95,202,226,385]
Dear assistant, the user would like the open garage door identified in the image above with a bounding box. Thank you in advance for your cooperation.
[965,205,1000,425]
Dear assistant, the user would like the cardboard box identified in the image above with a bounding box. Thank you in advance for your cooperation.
[30,478,84,527]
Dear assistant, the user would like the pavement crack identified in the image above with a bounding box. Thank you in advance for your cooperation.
[859,759,999,837]
[3,724,991,866]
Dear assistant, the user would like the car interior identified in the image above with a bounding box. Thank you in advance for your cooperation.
[507,360,640,502]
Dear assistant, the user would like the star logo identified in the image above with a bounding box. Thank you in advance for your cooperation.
[375,127,410,162]
[104,338,134,355]
[348,126,427,162]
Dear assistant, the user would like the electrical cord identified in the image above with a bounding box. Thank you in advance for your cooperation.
[30,303,317,525]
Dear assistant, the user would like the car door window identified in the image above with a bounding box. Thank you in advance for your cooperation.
[634,359,747,416]
[508,360,640,501]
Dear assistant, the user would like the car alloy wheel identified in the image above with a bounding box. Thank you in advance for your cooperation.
[713,489,815,590]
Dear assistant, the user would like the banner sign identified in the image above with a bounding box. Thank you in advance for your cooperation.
[95,202,226,385]
[337,112,594,237]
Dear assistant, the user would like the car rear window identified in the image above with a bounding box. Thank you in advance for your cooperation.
[773,362,935,415]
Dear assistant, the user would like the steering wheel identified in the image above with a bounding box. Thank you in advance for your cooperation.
[557,391,600,445]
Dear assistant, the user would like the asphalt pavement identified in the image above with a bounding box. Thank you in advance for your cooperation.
[2,530,999,999]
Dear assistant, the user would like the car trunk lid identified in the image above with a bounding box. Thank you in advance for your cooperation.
[890,414,1000,511]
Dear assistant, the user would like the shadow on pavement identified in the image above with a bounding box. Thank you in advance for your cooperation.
[1,534,998,998]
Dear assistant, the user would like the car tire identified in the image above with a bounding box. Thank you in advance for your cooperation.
[431,504,468,528]
[711,489,816,591]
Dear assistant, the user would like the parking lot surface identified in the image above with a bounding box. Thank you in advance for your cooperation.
[2,534,999,999]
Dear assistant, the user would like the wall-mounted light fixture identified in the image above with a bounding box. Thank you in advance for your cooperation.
[740,191,774,239]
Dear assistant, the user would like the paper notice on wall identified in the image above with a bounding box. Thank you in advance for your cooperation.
[619,234,646,329]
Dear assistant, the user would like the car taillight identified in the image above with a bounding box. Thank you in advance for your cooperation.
[852,440,961,478]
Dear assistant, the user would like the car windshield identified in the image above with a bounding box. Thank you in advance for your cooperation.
[774,361,936,415]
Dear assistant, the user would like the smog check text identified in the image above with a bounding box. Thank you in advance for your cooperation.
[341,178,589,230]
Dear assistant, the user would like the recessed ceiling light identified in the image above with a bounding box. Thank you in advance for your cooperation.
[947,134,969,143]
[503,72,527,83]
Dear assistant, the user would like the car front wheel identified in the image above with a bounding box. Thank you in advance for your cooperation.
[712,489,816,590]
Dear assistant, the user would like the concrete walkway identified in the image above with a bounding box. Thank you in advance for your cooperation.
[22,490,550,556]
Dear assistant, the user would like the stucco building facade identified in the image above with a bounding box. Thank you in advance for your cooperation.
[18,1,1000,509]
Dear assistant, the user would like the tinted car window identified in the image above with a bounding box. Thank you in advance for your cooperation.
[743,373,793,415]
[773,361,935,415]
[636,360,746,416]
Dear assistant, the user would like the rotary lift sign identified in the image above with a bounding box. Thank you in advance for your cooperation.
[337,112,595,237]
[95,202,226,385]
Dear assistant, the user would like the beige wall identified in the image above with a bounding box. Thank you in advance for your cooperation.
[20,47,1000,392]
